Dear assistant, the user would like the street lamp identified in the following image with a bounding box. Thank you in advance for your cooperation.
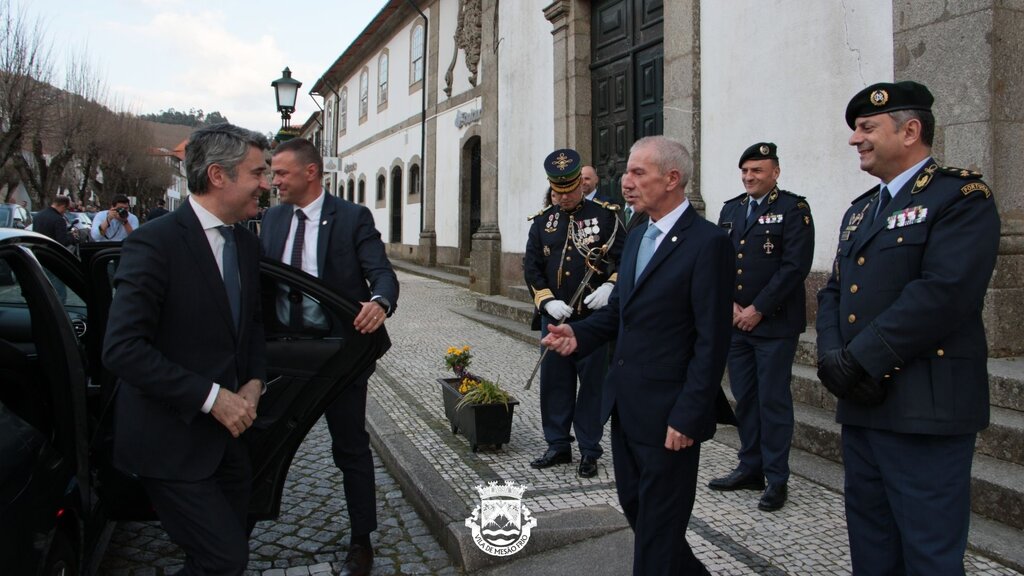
[271,67,302,128]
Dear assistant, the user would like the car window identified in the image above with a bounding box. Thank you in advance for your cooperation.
[266,278,336,337]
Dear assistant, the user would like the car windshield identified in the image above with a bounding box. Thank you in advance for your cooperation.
[0,205,12,228]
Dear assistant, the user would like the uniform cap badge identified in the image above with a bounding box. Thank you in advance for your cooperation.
[759,144,770,155]
[870,89,889,106]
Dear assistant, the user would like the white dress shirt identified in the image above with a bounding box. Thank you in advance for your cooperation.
[647,197,690,253]
[281,190,326,278]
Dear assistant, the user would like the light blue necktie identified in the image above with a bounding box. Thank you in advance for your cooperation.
[635,223,663,281]
[218,225,240,330]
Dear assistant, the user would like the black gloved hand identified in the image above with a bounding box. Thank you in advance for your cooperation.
[817,348,867,400]
[818,348,887,406]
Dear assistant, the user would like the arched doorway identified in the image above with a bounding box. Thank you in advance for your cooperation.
[390,165,403,243]
[459,136,482,263]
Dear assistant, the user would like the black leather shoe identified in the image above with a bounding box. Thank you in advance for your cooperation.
[577,455,598,478]
[758,483,788,511]
[530,449,572,469]
[707,468,765,491]
[339,543,373,576]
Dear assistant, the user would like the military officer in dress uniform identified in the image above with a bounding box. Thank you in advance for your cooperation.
[525,148,624,478]
[817,81,999,575]
[709,143,814,512]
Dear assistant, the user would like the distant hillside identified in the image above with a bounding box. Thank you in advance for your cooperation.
[140,108,229,128]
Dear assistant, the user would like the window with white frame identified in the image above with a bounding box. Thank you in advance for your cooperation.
[378,50,389,108]
[359,68,369,121]
[340,87,348,135]
[410,24,424,86]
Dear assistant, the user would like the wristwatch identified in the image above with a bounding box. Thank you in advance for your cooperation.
[372,296,392,316]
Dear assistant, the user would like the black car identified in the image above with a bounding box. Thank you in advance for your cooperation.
[0,229,389,575]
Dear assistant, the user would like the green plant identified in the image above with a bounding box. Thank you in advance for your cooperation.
[444,345,473,375]
[455,377,512,409]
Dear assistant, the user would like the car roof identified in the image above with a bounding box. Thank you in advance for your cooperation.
[0,227,62,248]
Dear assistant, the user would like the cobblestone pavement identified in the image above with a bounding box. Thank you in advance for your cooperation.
[368,271,1020,576]
[98,270,1020,575]
[98,418,458,575]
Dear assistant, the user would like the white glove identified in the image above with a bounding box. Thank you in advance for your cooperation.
[584,282,615,310]
[544,299,573,321]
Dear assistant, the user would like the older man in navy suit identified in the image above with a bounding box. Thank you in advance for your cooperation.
[262,138,398,576]
[544,136,734,575]
[104,124,269,575]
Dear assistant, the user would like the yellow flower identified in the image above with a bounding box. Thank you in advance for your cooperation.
[462,345,471,352]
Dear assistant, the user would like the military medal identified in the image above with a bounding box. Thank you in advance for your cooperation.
[763,235,775,255]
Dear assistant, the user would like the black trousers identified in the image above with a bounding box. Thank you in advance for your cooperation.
[324,366,377,538]
[611,413,709,576]
[142,438,251,576]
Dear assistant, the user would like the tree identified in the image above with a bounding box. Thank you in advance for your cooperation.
[0,0,53,202]
[140,107,229,127]
[92,111,172,207]
[13,51,107,207]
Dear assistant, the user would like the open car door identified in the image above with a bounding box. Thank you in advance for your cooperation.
[82,245,389,521]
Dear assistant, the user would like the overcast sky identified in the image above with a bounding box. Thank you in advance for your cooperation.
[31,0,389,135]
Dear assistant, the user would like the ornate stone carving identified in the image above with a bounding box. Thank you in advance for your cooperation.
[444,0,482,97]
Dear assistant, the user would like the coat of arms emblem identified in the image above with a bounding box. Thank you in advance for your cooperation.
[464,481,537,556]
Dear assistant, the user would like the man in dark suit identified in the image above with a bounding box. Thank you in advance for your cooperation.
[103,124,270,575]
[709,143,814,511]
[581,164,623,206]
[817,81,999,574]
[146,198,170,222]
[544,136,734,575]
[33,196,75,247]
[262,138,398,576]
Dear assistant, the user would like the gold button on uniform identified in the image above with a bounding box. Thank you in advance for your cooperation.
[857,256,866,265]
[937,349,945,357]
[848,314,857,323]
[738,253,744,259]
[850,284,858,293]
[737,269,743,275]
[897,236,904,244]
[740,240,746,245]
[565,256,572,261]
[565,271,571,276]
[737,285,743,291]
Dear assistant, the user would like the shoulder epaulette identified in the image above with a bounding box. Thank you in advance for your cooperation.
[596,200,621,212]
[527,205,556,221]
[850,186,879,205]
[725,192,747,204]
[778,189,806,201]
[939,165,983,179]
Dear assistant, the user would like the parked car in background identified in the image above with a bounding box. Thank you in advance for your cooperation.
[0,204,31,229]
[0,229,389,575]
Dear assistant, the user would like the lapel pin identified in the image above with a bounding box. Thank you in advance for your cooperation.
[671,236,677,242]
[321,220,328,226]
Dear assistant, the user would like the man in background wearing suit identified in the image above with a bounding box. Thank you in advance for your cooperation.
[103,124,269,575]
[709,143,814,511]
[817,81,999,574]
[544,136,734,575]
[262,138,399,576]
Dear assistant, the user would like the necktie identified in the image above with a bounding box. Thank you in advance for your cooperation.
[635,223,663,281]
[746,199,759,229]
[218,226,240,330]
[875,186,891,220]
[624,206,633,226]
[289,210,307,327]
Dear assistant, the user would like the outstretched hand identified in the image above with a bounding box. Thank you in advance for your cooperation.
[541,323,578,356]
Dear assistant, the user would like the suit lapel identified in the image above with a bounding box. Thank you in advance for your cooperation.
[627,207,696,304]
[317,195,336,275]
[742,192,771,237]
[268,207,290,261]
[177,203,236,337]
[851,168,921,254]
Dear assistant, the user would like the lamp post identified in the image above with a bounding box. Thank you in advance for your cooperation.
[271,67,302,129]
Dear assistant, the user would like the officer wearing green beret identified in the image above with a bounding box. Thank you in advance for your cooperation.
[524,148,624,478]
[709,143,814,512]
[817,81,1000,574]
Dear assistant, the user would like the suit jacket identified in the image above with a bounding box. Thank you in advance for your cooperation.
[33,206,74,247]
[718,187,814,338]
[816,160,999,434]
[103,202,266,481]
[260,193,399,316]
[573,206,736,446]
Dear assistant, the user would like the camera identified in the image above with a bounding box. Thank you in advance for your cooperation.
[117,207,128,218]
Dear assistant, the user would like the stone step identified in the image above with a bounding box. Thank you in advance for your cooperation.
[476,295,536,326]
[439,263,470,277]
[787,365,1024,467]
[795,329,1024,413]
[506,284,533,305]
[714,426,1024,572]
[723,385,1024,530]
[450,306,536,346]
[391,258,470,288]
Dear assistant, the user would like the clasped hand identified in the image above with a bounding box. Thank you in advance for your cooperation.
[210,378,262,437]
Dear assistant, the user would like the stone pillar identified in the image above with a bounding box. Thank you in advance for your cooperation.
[662,0,703,214]
[470,0,502,294]
[893,1,1024,356]
[544,0,592,154]
[419,0,442,266]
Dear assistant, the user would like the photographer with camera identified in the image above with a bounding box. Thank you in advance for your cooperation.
[91,194,139,242]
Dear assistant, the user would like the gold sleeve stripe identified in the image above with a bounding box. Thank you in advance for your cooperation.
[608,273,618,284]
[533,288,554,308]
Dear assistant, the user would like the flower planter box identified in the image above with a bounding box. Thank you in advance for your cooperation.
[437,378,518,452]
